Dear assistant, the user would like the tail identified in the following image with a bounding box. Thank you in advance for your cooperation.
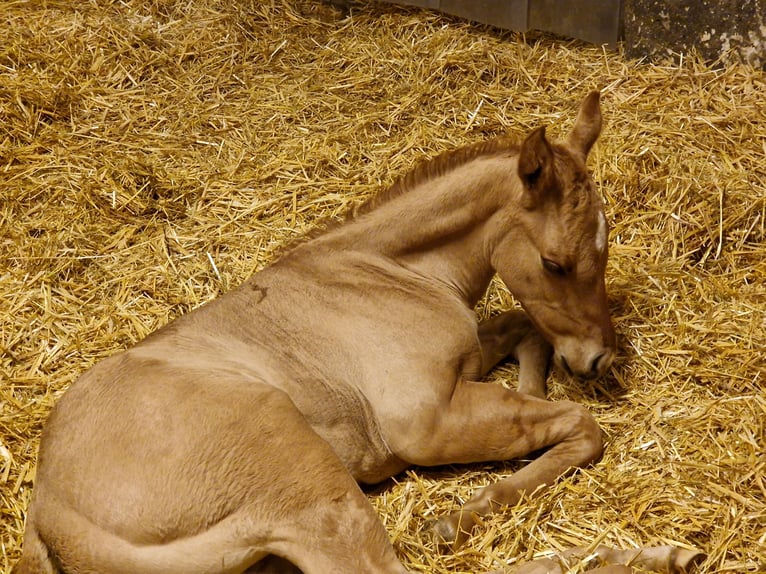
[13,524,59,574]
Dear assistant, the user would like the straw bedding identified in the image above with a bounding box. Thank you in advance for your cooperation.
[1,1,763,572]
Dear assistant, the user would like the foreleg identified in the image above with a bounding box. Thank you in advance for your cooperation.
[386,382,602,547]
[477,310,552,398]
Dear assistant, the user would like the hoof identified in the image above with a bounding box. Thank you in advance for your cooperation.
[673,548,706,573]
[431,510,476,550]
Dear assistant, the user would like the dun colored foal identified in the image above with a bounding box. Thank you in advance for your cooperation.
[16,92,701,574]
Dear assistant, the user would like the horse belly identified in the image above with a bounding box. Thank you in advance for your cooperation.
[226,351,407,484]
[264,368,408,484]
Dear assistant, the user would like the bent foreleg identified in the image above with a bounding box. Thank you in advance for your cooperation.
[476,310,552,398]
[427,390,603,547]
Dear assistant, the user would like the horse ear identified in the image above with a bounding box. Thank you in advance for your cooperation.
[566,90,602,158]
[518,126,553,207]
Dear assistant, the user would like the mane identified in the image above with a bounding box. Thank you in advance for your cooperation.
[274,136,519,258]
[352,136,519,218]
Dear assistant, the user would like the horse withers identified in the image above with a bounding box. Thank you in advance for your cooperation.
[15,92,700,574]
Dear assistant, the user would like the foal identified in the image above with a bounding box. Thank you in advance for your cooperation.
[15,92,698,573]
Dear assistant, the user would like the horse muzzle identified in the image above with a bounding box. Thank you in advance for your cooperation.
[555,340,615,379]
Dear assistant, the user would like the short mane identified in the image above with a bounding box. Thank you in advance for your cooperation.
[352,136,519,218]
[276,137,520,257]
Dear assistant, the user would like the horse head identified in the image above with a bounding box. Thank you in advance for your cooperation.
[493,91,616,379]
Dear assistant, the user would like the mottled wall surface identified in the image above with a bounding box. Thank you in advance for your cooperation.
[623,0,765,67]
[375,0,766,69]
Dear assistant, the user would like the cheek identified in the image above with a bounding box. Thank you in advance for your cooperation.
[500,262,556,307]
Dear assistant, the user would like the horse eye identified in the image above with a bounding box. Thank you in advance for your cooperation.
[542,257,566,276]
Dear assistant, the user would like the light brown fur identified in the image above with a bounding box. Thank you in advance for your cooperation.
[15,93,700,574]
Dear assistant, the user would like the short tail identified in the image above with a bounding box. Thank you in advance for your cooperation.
[13,524,59,574]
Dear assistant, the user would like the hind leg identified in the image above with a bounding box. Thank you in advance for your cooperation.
[225,389,407,574]
[21,373,406,574]
[170,388,409,574]
[507,545,704,574]
[22,468,403,574]
[255,436,407,574]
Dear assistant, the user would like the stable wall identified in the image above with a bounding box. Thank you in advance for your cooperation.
[382,0,766,68]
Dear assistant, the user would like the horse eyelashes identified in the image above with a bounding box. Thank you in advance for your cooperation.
[542,257,567,276]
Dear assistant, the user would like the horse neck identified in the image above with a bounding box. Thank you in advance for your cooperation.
[334,156,522,305]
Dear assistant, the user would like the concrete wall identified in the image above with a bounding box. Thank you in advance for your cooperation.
[375,0,766,69]
[381,0,622,46]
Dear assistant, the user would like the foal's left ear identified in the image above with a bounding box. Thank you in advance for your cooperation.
[566,90,602,159]
[518,125,554,205]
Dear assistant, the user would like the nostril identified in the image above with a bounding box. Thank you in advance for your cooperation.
[588,352,606,378]
[560,355,573,376]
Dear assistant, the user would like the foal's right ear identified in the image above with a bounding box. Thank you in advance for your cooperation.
[518,126,554,207]
[566,90,602,159]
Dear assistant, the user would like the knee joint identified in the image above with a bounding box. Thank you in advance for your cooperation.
[566,402,604,464]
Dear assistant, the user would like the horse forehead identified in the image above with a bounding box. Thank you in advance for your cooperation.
[563,177,607,249]
[574,200,608,257]
[546,198,606,263]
